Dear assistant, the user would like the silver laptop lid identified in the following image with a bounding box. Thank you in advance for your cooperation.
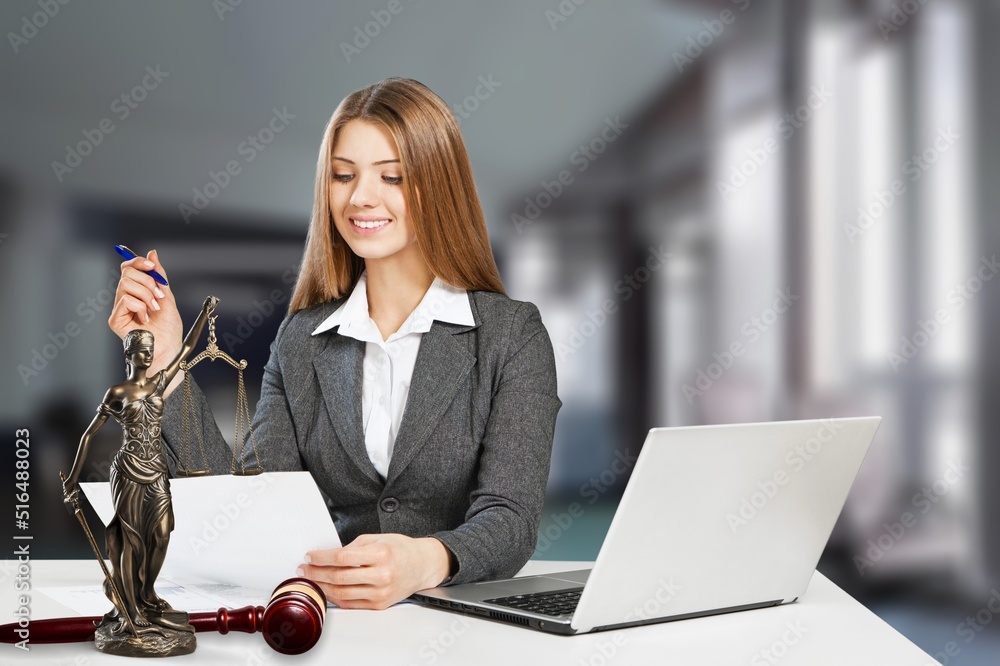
[571,417,881,633]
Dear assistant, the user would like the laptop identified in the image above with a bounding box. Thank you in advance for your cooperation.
[410,416,881,635]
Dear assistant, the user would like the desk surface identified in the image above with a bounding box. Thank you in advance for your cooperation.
[3,560,935,665]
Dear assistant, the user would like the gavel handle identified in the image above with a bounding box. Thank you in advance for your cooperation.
[0,605,266,644]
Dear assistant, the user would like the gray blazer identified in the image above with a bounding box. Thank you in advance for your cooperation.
[160,290,562,586]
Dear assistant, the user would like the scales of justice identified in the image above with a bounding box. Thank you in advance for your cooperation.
[57,295,306,658]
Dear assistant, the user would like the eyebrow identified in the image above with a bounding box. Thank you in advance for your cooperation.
[332,157,400,166]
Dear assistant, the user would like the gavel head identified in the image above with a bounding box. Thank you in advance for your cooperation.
[261,577,326,655]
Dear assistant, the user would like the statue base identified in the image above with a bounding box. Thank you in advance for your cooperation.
[94,609,196,657]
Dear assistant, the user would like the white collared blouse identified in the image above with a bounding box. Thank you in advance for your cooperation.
[310,271,474,479]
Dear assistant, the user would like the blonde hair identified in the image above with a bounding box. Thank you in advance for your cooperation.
[289,77,505,312]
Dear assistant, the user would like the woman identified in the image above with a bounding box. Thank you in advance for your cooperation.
[64,296,218,632]
[107,78,562,610]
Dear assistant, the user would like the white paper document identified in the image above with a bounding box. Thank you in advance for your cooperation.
[39,578,272,616]
[80,471,340,591]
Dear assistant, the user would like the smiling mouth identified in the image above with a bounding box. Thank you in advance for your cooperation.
[350,218,392,231]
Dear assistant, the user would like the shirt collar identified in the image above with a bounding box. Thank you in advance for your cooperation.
[311,271,474,339]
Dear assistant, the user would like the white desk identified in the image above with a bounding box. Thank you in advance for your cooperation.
[2,560,936,665]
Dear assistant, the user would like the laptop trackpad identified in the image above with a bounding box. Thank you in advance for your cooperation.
[468,569,592,598]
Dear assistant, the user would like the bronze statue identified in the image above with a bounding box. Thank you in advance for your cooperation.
[62,295,219,657]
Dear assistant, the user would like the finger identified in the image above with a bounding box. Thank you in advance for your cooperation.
[306,542,388,568]
[305,546,376,567]
[147,249,170,287]
[331,600,380,610]
[117,268,163,310]
[119,272,162,313]
[325,585,379,603]
[120,293,151,325]
[119,255,159,285]
[304,548,354,567]
[312,580,393,609]
[120,254,156,271]
[121,265,166,301]
[111,293,150,326]
[298,563,389,588]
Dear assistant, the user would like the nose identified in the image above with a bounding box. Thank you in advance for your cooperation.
[349,174,379,208]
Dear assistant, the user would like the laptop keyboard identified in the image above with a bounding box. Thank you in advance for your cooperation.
[484,588,582,618]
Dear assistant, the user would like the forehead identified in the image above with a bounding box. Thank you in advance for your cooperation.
[333,119,398,161]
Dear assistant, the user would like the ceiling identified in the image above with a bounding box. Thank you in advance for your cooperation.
[0,0,708,232]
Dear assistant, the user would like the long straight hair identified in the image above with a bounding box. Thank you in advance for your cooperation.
[289,78,505,312]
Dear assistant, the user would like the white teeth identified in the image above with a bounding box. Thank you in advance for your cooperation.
[351,219,390,229]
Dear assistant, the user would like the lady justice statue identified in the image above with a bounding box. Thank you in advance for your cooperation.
[62,295,219,657]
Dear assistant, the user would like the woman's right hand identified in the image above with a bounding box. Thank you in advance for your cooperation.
[108,249,184,368]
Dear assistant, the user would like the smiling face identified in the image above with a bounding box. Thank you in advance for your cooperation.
[329,119,421,267]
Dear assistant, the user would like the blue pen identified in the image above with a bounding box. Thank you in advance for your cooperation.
[114,245,169,286]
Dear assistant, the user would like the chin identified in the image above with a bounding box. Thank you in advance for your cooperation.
[340,237,408,260]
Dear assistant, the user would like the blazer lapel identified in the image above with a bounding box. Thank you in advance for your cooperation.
[312,332,383,485]
[385,320,477,485]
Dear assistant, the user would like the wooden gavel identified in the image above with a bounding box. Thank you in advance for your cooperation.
[0,577,326,655]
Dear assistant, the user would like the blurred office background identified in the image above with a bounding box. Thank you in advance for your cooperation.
[1,1,997,662]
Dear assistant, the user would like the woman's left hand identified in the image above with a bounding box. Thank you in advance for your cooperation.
[298,534,452,610]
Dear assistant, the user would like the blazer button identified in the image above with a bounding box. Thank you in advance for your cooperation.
[380,497,400,513]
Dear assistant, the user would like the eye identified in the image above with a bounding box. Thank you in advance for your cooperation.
[332,174,353,182]
[383,176,403,185]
